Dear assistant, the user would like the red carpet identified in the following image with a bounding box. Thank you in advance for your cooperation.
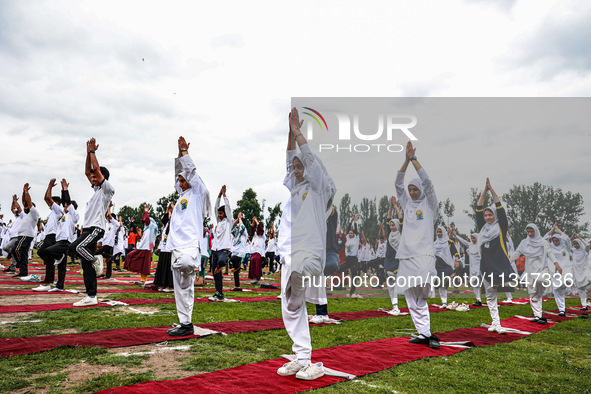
[0,287,278,296]
[98,310,576,394]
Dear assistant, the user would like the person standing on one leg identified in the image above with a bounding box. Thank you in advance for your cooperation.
[69,138,114,307]
[384,196,404,315]
[3,195,24,274]
[154,203,174,292]
[94,202,120,279]
[510,224,561,324]
[249,217,265,285]
[229,212,248,291]
[36,179,63,285]
[13,184,40,280]
[395,141,440,349]
[265,223,277,274]
[166,136,210,336]
[276,108,336,380]
[457,233,482,306]
[41,179,79,292]
[545,223,573,316]
[209,185,232,301]
[570,233,591,311]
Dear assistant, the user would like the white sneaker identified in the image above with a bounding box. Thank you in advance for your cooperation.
[93,255,104,277]
[388,306,401,316]
[488,324,498,332]
[277,359,304,376]
[495,325,507,334]
[32,285,51,292]
[531,294,541,302]
[73,296,98,307]
[48,287,64,292]
[439,303,447,309]
[309,315,330,324]
[162,287,174,293]
[295,362,325,381]
[351,293,363,299]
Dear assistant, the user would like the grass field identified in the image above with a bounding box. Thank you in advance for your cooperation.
[1,256,590,393]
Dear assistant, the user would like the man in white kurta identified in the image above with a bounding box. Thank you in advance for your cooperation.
[277,108,336,380]
[166,136,210,336]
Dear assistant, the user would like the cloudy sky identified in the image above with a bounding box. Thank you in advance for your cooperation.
[1,0,590,234]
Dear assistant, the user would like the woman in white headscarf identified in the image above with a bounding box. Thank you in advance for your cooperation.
[570,232,591,311]
[475,178,516,334]
[457,232,483,306]
[276,108,336,380]
[395,141,440,349]
[433,226,458,308]
[510,223,561,324]
[544,223,574,316]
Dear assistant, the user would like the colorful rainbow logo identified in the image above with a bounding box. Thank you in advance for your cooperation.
[302,107,329,131]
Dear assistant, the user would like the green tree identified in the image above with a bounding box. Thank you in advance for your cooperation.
[234,188,262,233]
[339,193,352,232]
[265,202,282,232]
[502,182,589,245]
[155,191,179,226]
[378,195,390,225]
[443,198,455,226]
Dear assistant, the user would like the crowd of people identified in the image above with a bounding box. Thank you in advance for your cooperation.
[1,108,591,381]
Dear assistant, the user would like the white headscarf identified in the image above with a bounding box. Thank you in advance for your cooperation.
[467,233,480,255]
[407,178,425,208]
[571,238,588,263]
[477,206,501,250]
[434,226,453,266]
[550,234,565,251]
[516,223,546,258]
[388,219,400,251]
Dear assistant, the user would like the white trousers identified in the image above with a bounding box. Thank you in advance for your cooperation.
[579,289,588,308]
[281,255,311,364]
[404,285,431,337]
[439,287,448,305]
[483,280,500,326]
[171,250,200,324]
[530,282,545,318]
[473,286,481,300]
[386,271,398,306]
[553,286,566,312]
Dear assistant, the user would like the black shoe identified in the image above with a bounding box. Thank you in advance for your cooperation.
[231,287,242,291]
[428,335,441,349]
[408,335,430,345]
[208,292,225,302]
[167,323,194,336]
[558,312,566,317]
[537,317,548,325]
[582,306,589,311]
[530,317,540,323]
[580,313,589,319]
[472,300,482,307]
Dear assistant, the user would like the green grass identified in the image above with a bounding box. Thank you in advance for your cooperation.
[1,260,590,392]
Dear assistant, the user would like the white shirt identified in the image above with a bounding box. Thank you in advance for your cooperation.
[56,204,79,242]
[84,179,115,230]
[345,235,359,257]
[8,212,24,238]
[17,207,40,238]
[250,233,266,256]
[212,197,232,251]
[376,240,387,258]
[168,154,209,252]
[44,203,62,235]
[102,218,120,247]
[231,223,248,257]
[395,168,438,259]
[266,237,276,253]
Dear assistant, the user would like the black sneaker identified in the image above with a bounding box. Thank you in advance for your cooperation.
[428,335,441,349]
[408,335,430,345]
[167,323,194,336]
[529,317,540,323]
[558,312,566,317]
[582,306,589,311]
[208,292,225,302]
[472,300,482,307]
[537,317,548,325]
[231,287,242,291]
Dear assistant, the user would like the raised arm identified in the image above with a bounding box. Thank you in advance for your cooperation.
[60,179,72,206]
[86,138,104,185]
[22,183,33,210]
[44,178,57,207]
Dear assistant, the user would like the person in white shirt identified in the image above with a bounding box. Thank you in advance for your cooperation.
[276,108,336,381]
[229,212,248,291]
[69,138,115,307]
[154,203,174,292]
[395,141,440,350]
[249,217,266,285]
[3,195,24,274]
[124,204,158,284]
[14,183,40,279]
[112,217,126,271]
[37,179,63,285]
[209,185,232,301]
[336,215,361,297]
[33,179,79,292]
[95,202,121,279]
[265,223,277,274]
[166,136,211,336]
[570,232,591,310]
[545,223,573,316]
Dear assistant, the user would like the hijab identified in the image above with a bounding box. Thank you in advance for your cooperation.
[467,233,480,255]
[434,226,453,266]
[571,238,588,263]
[477,206,501,250]
[407,178,425,208]
[516,223,547,258]
[388,219,401,251]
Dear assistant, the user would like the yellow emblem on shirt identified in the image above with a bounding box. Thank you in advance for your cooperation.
[180,199,188,210]
[302,192,307,201]
[416,210,424,220]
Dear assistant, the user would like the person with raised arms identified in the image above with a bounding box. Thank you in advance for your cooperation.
[276,108,336,380]
[394,141,440,349]
[165,136,211,336]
